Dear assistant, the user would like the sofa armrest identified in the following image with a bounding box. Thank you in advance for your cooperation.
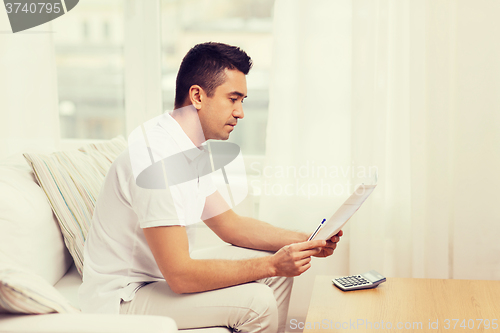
[0,313,177,333]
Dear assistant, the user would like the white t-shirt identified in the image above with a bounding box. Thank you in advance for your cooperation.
[78,113,216,314]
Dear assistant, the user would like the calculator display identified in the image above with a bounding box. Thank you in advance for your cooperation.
[364,272,376,281]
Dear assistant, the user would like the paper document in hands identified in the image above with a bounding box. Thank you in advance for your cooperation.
[311,184,377,241]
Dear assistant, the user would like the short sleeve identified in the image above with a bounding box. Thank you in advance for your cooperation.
[199,173,217,197]
[129,178,185,229]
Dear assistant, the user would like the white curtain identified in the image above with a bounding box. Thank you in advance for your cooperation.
[261,0,500,283]
[0,17,60,160]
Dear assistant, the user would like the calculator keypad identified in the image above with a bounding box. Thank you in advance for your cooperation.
[335,275,370,288]
[333,270,386,291]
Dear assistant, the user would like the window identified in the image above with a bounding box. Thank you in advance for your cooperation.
[53,0,125,140]
[160,0,275,155]
[53,0,274,152]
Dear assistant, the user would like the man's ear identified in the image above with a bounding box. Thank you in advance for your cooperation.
[189,85,203,110]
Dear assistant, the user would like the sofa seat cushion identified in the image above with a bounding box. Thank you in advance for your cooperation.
[0,313,178,333]
[53,264,82,309]
[180,328,232,333]
[52,266,232,332]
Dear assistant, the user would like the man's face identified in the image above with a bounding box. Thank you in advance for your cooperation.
[198,69,247,141]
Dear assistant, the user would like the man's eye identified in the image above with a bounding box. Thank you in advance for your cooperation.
[230,98,237,103]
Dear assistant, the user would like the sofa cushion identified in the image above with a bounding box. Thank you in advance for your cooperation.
[0,266,80,314]
[23,136,128,276]
[0,313,178,333]
[0,155,72,285]
[53,264,81,309]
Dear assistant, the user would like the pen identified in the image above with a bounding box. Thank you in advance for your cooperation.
[308,218,326,241]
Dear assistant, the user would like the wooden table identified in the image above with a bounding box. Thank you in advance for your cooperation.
[303,276,500,332]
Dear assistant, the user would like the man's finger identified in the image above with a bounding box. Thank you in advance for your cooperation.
[323,242,337,250]
[295,247,322,259]
[295,257,312,267]
[293,239,326,251]
[324,248,334,255]
[328,236,340,243]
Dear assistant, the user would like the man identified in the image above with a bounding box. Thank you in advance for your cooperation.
[79,42,342,333]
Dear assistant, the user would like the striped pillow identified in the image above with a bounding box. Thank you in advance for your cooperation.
[23,136,127,276]
[0,266,80,314]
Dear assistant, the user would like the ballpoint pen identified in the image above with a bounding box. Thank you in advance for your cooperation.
[308,218,326,241]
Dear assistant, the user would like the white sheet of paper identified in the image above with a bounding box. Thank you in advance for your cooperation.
[312,184,377,241]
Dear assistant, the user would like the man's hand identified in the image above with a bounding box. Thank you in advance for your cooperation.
[313,230,343,258]
[269,240,326,277]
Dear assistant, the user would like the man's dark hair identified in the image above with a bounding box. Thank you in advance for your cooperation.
[174,42,253,109]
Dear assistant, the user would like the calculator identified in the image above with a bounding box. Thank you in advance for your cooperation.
[332,270,386,291]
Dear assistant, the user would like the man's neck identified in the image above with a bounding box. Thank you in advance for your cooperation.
[170,105,206,147]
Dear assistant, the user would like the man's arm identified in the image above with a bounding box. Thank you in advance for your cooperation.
[204,209,308,252]
[201,191,341,254]
[143,225,325,294]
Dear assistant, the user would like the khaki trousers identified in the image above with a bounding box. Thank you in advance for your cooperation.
[120,245,293,333]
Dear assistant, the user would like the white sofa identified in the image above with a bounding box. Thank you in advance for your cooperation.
[0,142,231,333]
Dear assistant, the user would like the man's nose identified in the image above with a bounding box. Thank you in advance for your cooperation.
[234,104,244,119]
